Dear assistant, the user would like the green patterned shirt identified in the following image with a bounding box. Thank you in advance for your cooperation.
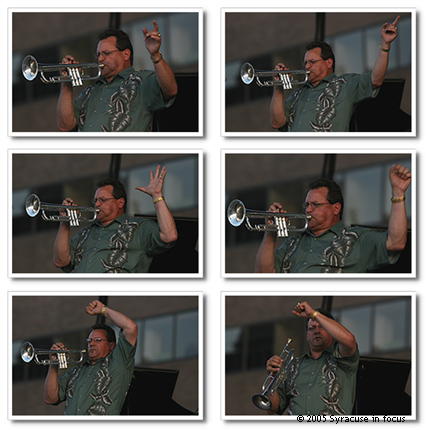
[73,66,175,132]
[277,344,360,415]
[274,220,396,273]
[282,72,379,132]
[62,214,174,273]
[57,331,136,415]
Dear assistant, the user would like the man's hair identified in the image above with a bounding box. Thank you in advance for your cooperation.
[305,308,335,330]
[305,41,335,72]
[91,323,117,344]
[98,29,134,66]
[308,178,344,219]
[96,178,127,212]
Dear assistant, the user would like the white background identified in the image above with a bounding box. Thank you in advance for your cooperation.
[3,0,424,428]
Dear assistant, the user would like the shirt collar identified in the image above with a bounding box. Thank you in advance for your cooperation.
[99,66,135,84]
[94,213,128,227]
[307,72,337,88]
[306,219,345,238]
[304,343,336,360]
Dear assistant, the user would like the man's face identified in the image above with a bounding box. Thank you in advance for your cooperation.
[304,187,341,236]
[86,329,115,363]
[306,319,334,354]
[96,36,130,82]
[304,47,333,86]
[93,185,125,226]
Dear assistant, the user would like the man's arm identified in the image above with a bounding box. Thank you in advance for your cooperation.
[143,20,178,102]
[293,302,357,357]
[43,342,66,405]
[255,202,285,272]
[86,300,138,347]
[53,198,77,268]
[255,233,277,273]
[371,16,400,89]
[269,63,288,129]
[56,56,78,131]
[135,165,178,244]
[386,164,411,252]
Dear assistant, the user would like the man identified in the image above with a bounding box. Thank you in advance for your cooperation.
[255,164,411,273]
[265,301,359,415]
[54,165,178,273]
[44,299,138,415]
[57,21,178,132]
[270,16,400,132]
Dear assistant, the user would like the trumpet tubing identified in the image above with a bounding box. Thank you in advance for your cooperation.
[25,194,99,227]
[20,341,86,369]
[227,199,310,238]
[241,62,309,90]
[22,55,104,87]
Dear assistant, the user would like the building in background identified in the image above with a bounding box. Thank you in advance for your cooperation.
[12,294,200,416]
[12,152,200,274]
[225,152,413,273]
[11,10,200,133]
[225,11,413,132]
[224,294,413,416]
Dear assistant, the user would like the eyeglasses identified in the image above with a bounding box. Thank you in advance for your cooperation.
[303,59,324,68]
[92,197,116,205]
[95,49,121,59]
[302,201,333,210]
[86,337,109,344]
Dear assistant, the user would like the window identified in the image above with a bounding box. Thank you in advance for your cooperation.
[335,297,411,355]
[136,309,199,365]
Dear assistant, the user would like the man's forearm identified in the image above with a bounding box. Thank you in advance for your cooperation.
[103,306,138,346]
[386,199,408,251]
[270,87,287,129]
[44,367,60,405]
[153,58,178,102]
[53,223,71,268]
[154,199,178,243]
[314,312,357,357]
[57,84,77,131]
[255,234,277,273]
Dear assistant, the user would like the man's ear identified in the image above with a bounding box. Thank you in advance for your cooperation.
[109,342,116,351]
[123,48,131,61]
[333,202,341,216]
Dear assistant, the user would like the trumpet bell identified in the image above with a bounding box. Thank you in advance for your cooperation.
[25,194,41,217]
[22,55,38,81]
[227,199,246,227]
[20,341,35,363]
[240,62,255,85]
[252,393,272,410]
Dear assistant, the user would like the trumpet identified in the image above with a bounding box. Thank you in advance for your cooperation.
[22,55,104,87]
[25,194,99,227]
[241,62,309,90]
[20,341,86,369]
[227,199,310,238]
[252,338,294,410]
